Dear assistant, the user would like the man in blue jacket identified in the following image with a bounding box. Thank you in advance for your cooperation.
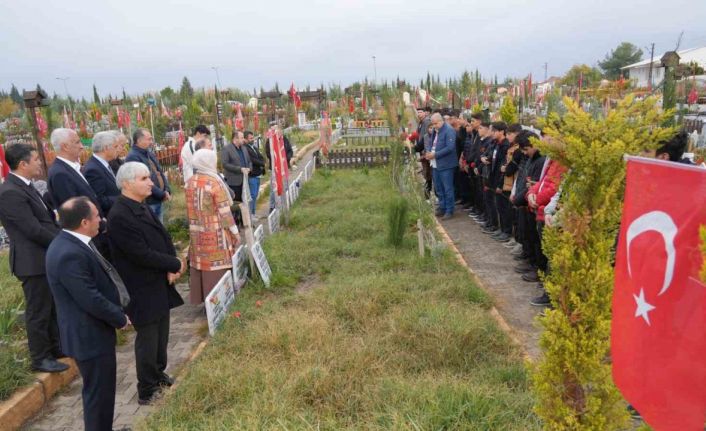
[126,129,170,222]
[46,196,130,431]
[425,113,458,219]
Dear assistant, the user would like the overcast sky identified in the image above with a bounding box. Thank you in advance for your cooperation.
[2,0,706,100]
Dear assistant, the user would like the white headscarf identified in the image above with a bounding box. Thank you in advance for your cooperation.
[191,149,233,206]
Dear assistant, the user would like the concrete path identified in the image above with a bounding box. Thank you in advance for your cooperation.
[438,208,543,359]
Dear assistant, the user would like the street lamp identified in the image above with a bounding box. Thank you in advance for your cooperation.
[55,77,73,118]
[372,56,377,85]
[211,66,222,89]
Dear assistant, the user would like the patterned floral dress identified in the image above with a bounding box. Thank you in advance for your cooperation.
[185,173,238,303]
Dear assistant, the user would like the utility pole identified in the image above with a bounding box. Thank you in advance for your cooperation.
[55,77,73,119]
[372,56,377,86]
[648,43,655,91]
[543,62,548,82]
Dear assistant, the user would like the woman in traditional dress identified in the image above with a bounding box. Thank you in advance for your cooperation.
[185,149,240,304]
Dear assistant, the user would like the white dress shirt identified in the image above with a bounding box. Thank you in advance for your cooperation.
[56,156,89,184]
[63,229,93,250]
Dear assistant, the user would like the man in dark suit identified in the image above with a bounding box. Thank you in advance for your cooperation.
[108,161,184,405]
[83,131,122,215]
[222,130,251,202]
[46,196,130,431]
[0,143,66,373]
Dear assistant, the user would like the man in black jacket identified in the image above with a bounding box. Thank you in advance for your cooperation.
[0,143,66,373]
[126,129,171,223]
[511,131,546,275]
[244,131,266,218]
[108,161,184,405]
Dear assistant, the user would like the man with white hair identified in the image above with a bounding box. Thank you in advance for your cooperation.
[108,161,184,405]
[83,131,122,215]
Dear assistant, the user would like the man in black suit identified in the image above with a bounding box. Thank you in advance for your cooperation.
[83,131,122,215]
[108,161,184,405]
[48,128,110,257]
[0,143,66,373]
[46,196,130,431]
[222,130,251,202]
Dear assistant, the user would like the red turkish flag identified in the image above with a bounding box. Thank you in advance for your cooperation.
[348,97,355,114]
[0,144,10,180]
[269,130,284,196]
[612,156,706,431]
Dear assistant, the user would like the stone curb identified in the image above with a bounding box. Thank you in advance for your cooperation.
[433,218,533,363]
[0,358,78,431]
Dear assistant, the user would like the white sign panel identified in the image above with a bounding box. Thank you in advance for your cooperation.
[230,245,248,284]
[254,224,265,243]
[250,240,272,287]
[205,271,241,336]
[267,208,280,235]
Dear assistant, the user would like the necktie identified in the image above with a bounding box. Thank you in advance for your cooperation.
[88,240,130,308]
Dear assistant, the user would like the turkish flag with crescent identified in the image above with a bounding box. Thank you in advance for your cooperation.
[612,156,706,430]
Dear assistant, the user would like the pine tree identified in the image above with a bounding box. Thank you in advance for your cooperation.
[532,95,676,430]
[93,84,100,104]
[425,72,431,90]
[180,77,194,101]
[499,97,518,123]
[10,84,23,105]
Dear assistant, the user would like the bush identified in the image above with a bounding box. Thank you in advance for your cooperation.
[386,196,408,247]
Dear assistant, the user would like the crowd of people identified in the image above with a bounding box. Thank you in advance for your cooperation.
[0,124,278,431]
[411,106,694,307]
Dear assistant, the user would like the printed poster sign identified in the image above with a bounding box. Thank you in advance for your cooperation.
[250,240,272,287]
[205,271,240,336]
[267,208,280,235]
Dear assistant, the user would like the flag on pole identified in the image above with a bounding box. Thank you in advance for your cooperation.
[269,129,284,196]
[289,83,301,109]
[116,107,123,129]
[612,156,706,431]
[235,103,244,131]
[177,122,185,169]
[137,109,143,124]
[348,96,355,114]
[161,100,171,118]
[253,111,260,131]
[63,106,70,128]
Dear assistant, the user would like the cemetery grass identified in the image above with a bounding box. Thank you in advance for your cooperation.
[0,251,32,401]
[142,169,539,430]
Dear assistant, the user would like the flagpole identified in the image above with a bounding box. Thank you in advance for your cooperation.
[149,105,155,141]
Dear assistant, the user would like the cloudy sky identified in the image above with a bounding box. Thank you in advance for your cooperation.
[2,0,705,99]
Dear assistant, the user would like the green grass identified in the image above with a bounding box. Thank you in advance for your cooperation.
[141,169,539,430]
[0,251,32,401]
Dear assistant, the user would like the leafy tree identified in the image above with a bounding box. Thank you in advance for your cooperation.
[598,42,643,80]
[499,97,518,124]
[93,84,101,104]
[561,64,603,87]
[10,84,22,106]
[160,86,176,102]
[533,95,675,429]
[180,77,194,101]
[0,98,19,119]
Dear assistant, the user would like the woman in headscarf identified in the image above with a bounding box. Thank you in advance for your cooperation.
[185,149,240,304]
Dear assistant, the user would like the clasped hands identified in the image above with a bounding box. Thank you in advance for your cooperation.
[167,257,186,284]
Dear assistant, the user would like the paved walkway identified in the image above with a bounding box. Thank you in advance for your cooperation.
[438,206,543,359]
[23,283,206,431]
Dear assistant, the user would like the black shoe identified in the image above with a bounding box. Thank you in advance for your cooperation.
[522,271,540,282]
[493,233,511,242]
[138,389,163,406]
[32,358,70,373]
[530,291,551,307]
[159,374,175,387]
[514,262,534,273]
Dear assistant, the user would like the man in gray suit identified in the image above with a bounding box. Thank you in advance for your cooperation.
[221,130,251,202]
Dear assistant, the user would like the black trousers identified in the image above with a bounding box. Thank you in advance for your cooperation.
[471,174,484,213]
[483,186,498,228]
[523,209,540,267]
[76,352,116,431]
[457,169,472,204]
[134,314,170,399]
[229,184,244,203]
[536,221,548,272]
[18,275,60,364]
[495,191,513,235]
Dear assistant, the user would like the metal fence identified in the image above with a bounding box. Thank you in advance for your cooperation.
[316,147,390,168]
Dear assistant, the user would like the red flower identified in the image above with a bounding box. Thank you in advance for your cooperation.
[232,311,241,318]
[255,300,263,308]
